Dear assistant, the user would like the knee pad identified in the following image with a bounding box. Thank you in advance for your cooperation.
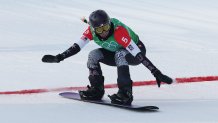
[87,49,104,69]
[114,49,129,67]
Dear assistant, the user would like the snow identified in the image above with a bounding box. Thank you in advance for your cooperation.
[0,0,218,123]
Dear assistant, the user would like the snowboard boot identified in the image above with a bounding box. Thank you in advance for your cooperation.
[108,89,133,105]
[108,66,133,105]
[79,75,105,100]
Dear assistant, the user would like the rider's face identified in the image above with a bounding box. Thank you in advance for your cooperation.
[94,23,110,38]
[98,30,110,38]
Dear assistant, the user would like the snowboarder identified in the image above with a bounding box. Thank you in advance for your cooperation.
[42,10,173,105]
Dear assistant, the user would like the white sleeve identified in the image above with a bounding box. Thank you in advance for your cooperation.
[125,40,141,57]
[76,36,90,49]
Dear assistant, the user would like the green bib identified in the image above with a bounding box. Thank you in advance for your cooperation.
[90,18,139,52]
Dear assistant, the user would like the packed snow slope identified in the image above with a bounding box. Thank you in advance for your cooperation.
[0,0,218,123]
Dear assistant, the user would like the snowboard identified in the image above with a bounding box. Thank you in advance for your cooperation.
[59,92,159,111]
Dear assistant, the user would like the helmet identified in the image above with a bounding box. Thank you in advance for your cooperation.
[89,10,110,28]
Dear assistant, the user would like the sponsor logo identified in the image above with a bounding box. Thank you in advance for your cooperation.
[128,44,134,51]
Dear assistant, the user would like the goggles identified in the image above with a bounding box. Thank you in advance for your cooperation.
[94,24,110,34]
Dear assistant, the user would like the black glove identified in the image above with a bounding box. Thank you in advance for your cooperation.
[42,54,63,63]
[152,70,173,87]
